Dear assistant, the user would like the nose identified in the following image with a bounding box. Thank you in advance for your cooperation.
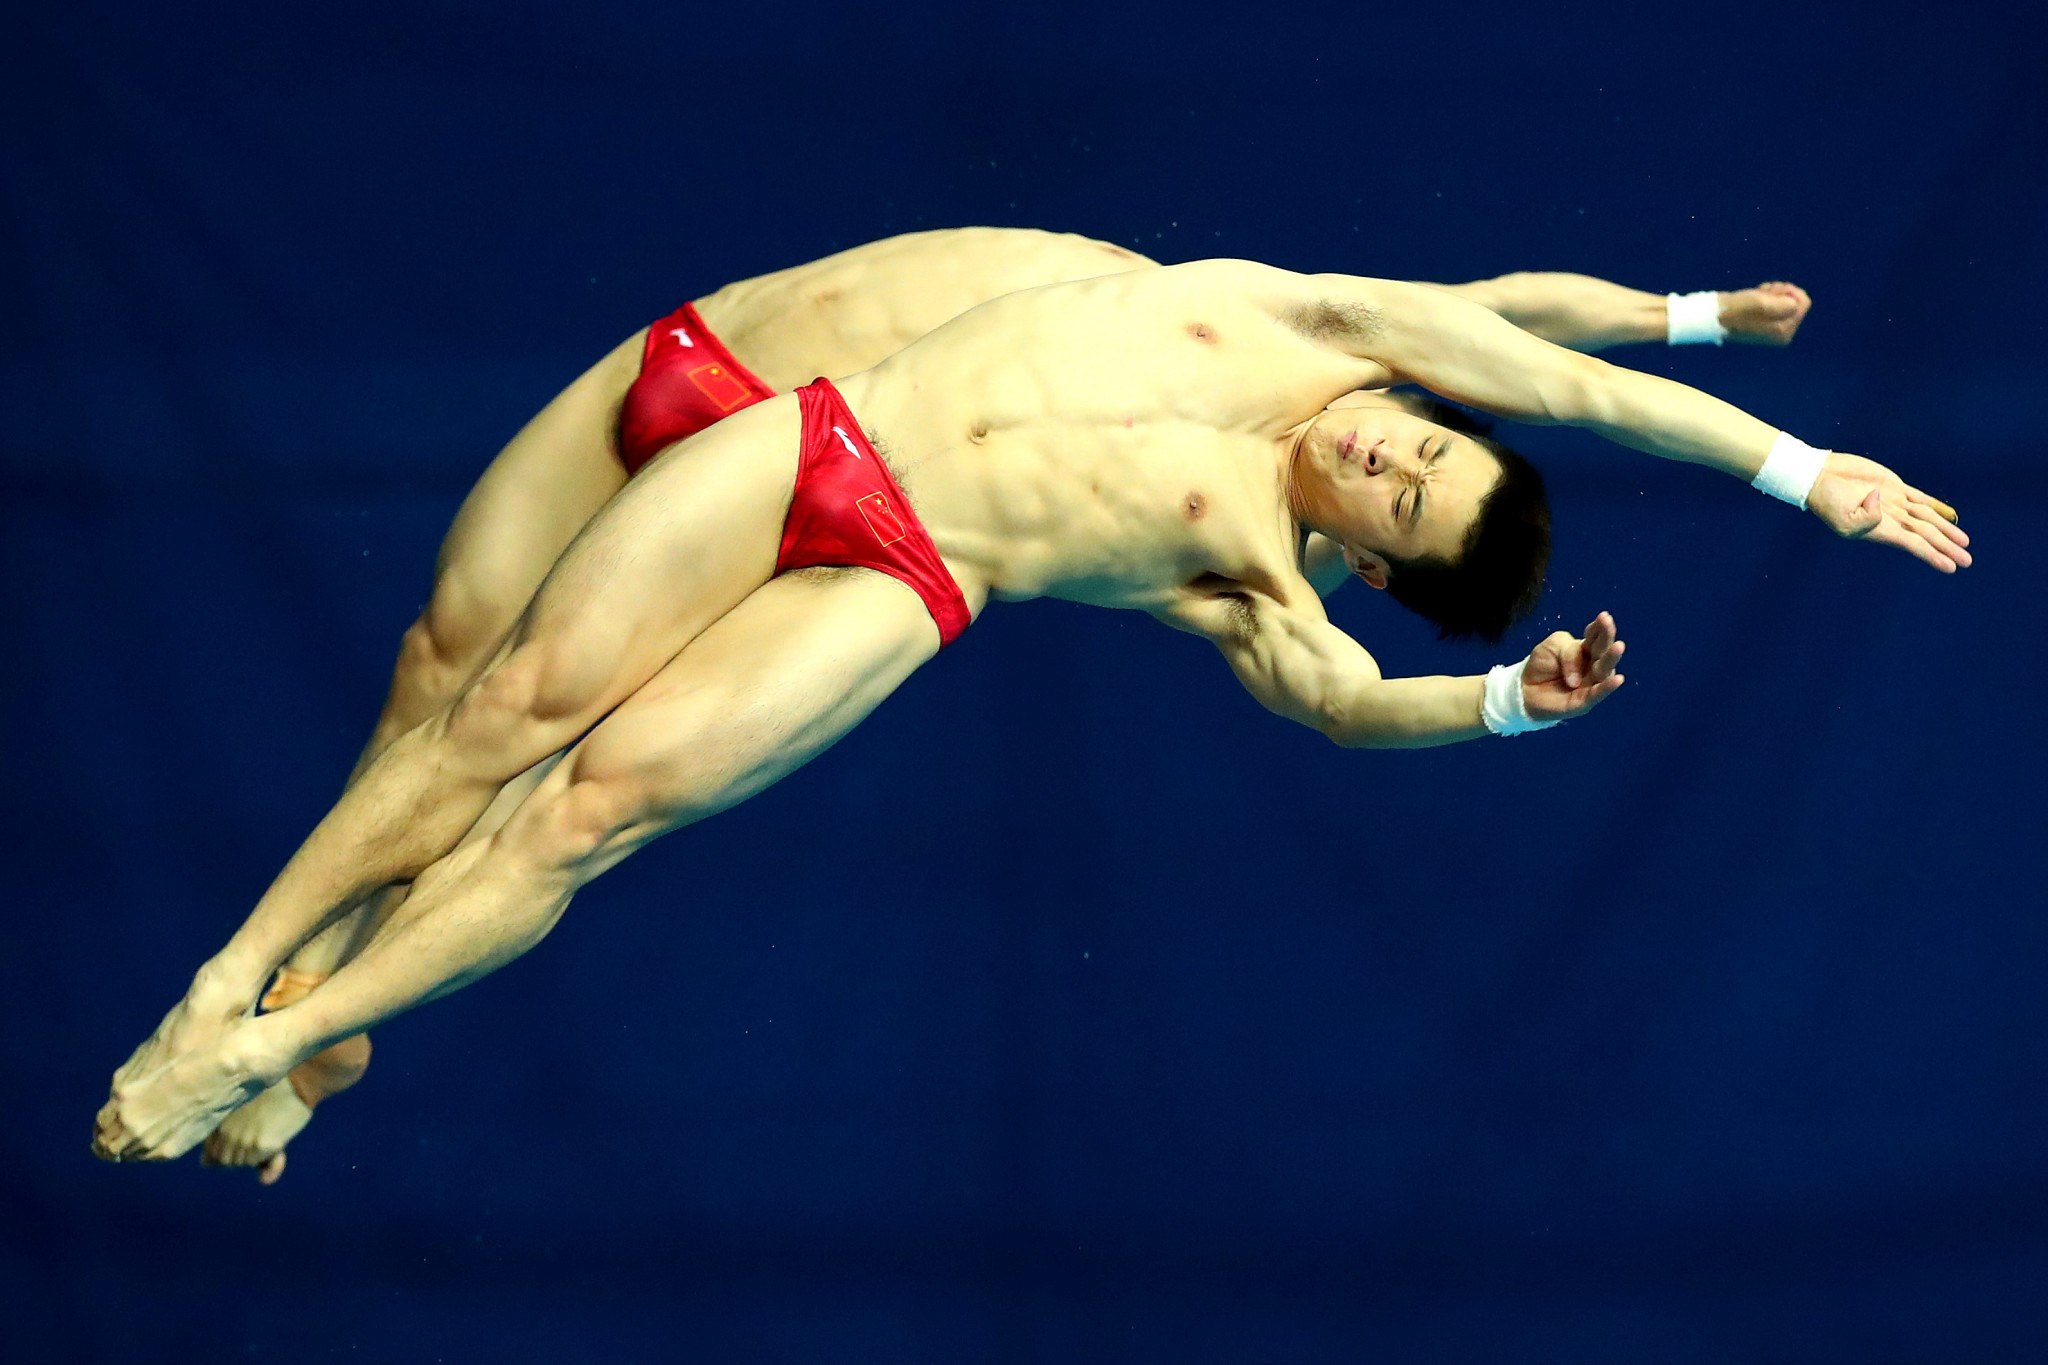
[1362,439,1385,474]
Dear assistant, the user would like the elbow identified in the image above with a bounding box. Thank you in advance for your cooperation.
[1315,697,1383,750]
[1531,351,1607,426]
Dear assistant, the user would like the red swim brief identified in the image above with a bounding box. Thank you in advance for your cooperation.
[778,378,973,647]
[615,301,776,475]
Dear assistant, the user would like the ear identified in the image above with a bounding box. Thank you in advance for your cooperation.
[1346,548,1392,590]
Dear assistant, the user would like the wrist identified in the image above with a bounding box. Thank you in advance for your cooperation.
[1481,660,1560,737]
[1752,432,1829,508]
[1666,291,1727,346]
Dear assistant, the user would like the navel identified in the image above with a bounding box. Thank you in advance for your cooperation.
[1183,491,1208,521]
[969,420,990,444]
[1186,322,1217,344]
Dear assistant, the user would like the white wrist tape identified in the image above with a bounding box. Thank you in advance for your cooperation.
[1752,432,1829,509]
[1482,659,1559,737]
[1666,290,1727,346]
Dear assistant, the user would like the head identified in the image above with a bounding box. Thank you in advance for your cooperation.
[1291,391,1550,642]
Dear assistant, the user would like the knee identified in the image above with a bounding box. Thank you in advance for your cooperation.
[507,773,658,875]
[387,610,499,731]
[410,573,524,684]
[441,642,608,770]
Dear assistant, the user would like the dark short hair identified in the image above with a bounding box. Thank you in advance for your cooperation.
[1382,400,1550,643]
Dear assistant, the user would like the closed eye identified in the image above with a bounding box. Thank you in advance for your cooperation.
[1413,437,1446,527]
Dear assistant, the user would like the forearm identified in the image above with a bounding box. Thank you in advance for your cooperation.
[1346,278,1786,481]
[1326,673,1490,750]
[1571,356,1783,480]
[1433,272,1669,352]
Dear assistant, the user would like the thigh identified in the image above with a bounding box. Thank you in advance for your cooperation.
[499,391,806,719]
[431,330,642,623]
[549,566,943,876]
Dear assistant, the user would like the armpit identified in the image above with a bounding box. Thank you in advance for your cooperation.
[1286,299,1384,343]
[1218,592,1260,645]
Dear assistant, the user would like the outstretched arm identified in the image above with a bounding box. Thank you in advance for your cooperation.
[1427,273,1811,352]
[1155,589,1625,749]
[1302,274,1971,574]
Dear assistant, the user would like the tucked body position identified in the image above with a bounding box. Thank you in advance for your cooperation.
[99,241,1961,1169]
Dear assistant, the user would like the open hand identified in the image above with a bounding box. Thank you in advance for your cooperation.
[1722,282,1812,346]
[1807,452,1971,573]
[1522,611,1627,723]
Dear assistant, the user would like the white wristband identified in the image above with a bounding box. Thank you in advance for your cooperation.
[1481,659,1559,737]
[1666,290,1727,346]
[1752,432,1829,509]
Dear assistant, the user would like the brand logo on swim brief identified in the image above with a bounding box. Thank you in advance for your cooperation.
[832,425,864,460]
[669,327,695,348]
[856,492,908,549]
[688,363,752,412]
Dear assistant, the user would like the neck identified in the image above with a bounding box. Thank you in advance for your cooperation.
[1278,420,1338,547]
[1279,421,1314,528]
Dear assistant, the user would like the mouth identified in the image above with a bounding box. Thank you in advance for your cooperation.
[1337,430,1357,461]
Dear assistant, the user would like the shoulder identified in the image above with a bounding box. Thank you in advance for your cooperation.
[1159,258,1309,293]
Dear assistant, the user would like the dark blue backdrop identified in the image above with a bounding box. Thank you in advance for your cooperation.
[7,2,2045,1360]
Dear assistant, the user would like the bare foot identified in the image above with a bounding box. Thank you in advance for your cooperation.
[202,1084,313,1184]
[93,1017,289,1162]
[108,960,258,1092]
[202,1036,373,1183]
[199,968,374,1183]
[1722,281,1812,346]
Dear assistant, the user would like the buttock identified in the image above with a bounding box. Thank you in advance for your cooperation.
[615,301,777,475]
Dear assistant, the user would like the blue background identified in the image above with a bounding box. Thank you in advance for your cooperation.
[6,1,2044,1360]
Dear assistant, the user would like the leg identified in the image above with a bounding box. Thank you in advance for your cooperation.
[111,568,939,1160]
[188,333,635,1176]
[95,394,804,1158]
[271,325,639,1006]
[350,329,640,772]
[201,755,563,1182]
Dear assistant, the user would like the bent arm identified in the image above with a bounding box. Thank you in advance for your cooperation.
[1159,592,1488,749]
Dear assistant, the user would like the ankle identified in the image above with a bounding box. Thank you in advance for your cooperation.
[230,1012,311,1088]
[189,955,264,1017]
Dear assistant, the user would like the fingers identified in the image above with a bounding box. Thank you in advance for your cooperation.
[1576,674,1626,711]
[1586,638,1625,687]
[1904,486,1960,524]
[1865,515,1960,573]
[1902,503,1973,568]
[1872,496,1971,571]
[1565,611,1616,688]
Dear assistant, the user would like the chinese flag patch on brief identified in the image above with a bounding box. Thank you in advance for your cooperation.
[856,492,908,548]
[688,363,753,413]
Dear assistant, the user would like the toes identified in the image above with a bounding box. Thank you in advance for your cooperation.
[258,1153,287,1186]
[92,1107,128,1162]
